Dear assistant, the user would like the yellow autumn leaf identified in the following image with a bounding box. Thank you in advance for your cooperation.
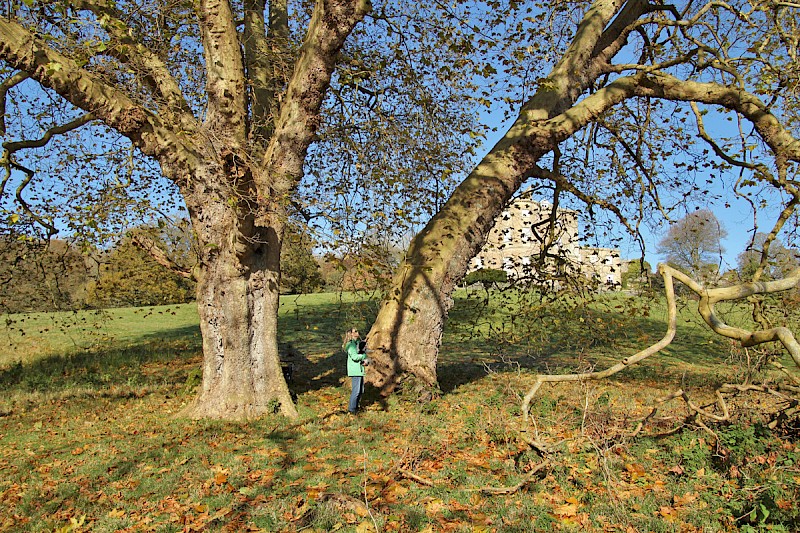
[355,520,377,533]
[424,498,446,516]
[554,502,579,517]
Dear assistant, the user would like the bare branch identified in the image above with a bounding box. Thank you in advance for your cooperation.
[0,113,96,236]
[530,163,639,237]
[397,468,434,486]
[130,232,194,280]
[0,71,29,136]
[522,263,679,421]
[2,112,95,153]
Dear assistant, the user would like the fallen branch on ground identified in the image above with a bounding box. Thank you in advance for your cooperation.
[521,263,800,432]
[397,468,435,486]
[472,460,550,495]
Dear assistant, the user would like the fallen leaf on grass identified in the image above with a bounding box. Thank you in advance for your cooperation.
[777,499,794,511]
[624,463,646,480]
[355,520,377,532]
[554,502,579,518]
[673,492,698,507]
[669,464,685,475]
[319,492,370,518]
[658,506,676,518]
[423,498,446,517]
[381,482,409,504]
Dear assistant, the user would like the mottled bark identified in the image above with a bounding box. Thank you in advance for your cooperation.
[366,132,551,392]
[182,177,296,418]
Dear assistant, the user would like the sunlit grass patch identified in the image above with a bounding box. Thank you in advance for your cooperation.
[0,290,798,531]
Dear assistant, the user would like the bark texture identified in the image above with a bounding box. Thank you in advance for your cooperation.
[366,0,634,391]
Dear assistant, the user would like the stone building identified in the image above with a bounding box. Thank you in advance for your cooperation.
[468,194,624,288]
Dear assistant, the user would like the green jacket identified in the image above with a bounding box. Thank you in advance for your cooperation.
[345,340,366,377]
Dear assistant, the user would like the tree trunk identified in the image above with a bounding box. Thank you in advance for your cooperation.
[365,0,633,392]
[366,137,547,392]
[179,173,296,419]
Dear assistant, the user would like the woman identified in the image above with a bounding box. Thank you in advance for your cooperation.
[343,328,367,414]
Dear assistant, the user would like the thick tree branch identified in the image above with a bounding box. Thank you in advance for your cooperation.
[244,0,290,148]
[69,0,196,133]
[634,73,800,162]
[534,73,800,166]
[260,0,371,206]
[591,0,653,68]
[523,0,626,122]
[0,19,201,176]
[197,0,248,147]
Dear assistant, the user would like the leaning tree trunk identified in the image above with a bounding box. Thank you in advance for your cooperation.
[366,139,548,392]
[179,174,296,419]
[365,0,634,392]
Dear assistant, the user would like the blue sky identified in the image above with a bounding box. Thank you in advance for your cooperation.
[475,112,789,275]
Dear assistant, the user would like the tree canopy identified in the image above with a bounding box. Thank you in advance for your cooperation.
[3,0,800,417]
[0,0,486,418]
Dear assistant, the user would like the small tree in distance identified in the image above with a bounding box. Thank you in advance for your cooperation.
[737,233,799,282]
[657,210,727,283]
[86,230,195,308]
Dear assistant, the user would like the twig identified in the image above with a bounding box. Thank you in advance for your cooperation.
[472,460,550,495]
[363,447,380,532]
[398,468,434,486]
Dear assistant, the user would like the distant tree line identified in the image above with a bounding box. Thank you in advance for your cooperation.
[0,221,342,313]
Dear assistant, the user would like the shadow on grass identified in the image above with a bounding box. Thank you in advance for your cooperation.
[0,325,202,399]
[436,293,738,395]
[0,297,377,403]
[0,293,744,407]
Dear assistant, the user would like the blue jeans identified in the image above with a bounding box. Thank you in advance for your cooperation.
[348,376,364,414]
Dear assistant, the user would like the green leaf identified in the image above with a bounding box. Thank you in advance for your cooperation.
[45,61,63,75]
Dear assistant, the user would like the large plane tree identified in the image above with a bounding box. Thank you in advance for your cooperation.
[0,0,373,418]
[365,0,800,391]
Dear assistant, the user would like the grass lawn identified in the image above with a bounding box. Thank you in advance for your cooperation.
[0,290,798,532]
